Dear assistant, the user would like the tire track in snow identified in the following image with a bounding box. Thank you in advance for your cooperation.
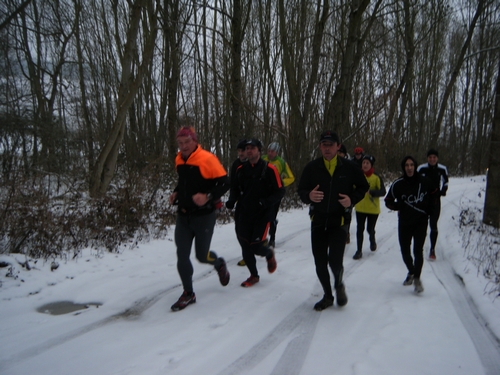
[342,230,394,279]
[1,286,175,370]
[217,225,395,375]
[428,177,500,374]
[429,257,500,375]
[1,268,215,369]
[3,224,312,370]
[217,301,320,375]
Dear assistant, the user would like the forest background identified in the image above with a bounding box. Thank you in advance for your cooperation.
[0,0,499,260]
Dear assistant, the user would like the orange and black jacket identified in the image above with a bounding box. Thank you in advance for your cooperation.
[174,145,230,215]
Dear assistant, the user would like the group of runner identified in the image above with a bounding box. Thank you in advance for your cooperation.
[168,126,449,311]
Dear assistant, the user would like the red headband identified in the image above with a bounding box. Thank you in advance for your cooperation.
[176,126,198,142]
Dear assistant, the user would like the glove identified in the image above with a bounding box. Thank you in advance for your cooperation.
[214,199,223,210]
[225,200,235,209]
[441,189,447,197]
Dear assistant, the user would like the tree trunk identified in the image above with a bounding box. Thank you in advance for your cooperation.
[278,0,330,173]
[89,0,157,197]
[431,0,485,146]
[483,58,500,228]
[324,0,380,138]
[74,0,95,172]
[166,0,181,160]
[229,0,245,154]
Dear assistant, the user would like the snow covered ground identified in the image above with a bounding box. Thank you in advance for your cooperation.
[1,176,499,375]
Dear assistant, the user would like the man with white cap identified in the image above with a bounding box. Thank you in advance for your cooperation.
[262,142,295,248]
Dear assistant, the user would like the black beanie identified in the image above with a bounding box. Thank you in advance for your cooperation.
[237,139,247,150]
[245,138,262,152]
[362,154,375,166]
[427,149,439,157]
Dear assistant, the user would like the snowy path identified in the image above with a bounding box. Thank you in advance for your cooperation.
[429,257,500,375]
[1,177,499,375]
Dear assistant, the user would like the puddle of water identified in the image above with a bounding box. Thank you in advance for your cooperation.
[37,301,102,315]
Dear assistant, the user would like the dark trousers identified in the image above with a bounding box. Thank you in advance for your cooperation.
[175,211,219,293]
[342,210,352,235]
[235,214,272,277]
[269,199,282,242]
[398,220,427,278]
[311,223,347,298]
[355,212,379,252]
[429,198,441,250]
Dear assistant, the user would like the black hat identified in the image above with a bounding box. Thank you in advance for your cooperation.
[362,154,375,166]
[427,148,439,157]
[338,144,347,154]
[319,130,340,144]
[237,138,247,150]
[245,138,262,151]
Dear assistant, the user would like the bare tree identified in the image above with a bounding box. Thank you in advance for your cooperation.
[16,0,77,172]
[483,58,500,228]
[73,0,94,172]
[277,0,330,171]
[158,0,189,160]
[431,0,489,146]
[89,0,158,197]
[0,0,33,31]
[324,0,382,139]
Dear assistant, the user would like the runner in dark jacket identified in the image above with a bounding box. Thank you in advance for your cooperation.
[226,138,285,287]
[229,138,248,181]
[298,131,369,311]
[385,155,438,294]
[417,148,449,260]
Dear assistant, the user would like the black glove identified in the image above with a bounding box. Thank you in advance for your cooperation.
[441,189,447,197]
[225,200,235,209]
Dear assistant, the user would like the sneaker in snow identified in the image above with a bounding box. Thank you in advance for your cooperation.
[370,242,377,251]
[314,295,334,311]
[171,291,196,311]
[336,284,348,306]
[217,258,230,286]
[237,259,246,266]
[429,250,436,261]
[353,250,362,260]
[403,273,414,286]
[414,278,424,293]
[241,275,260,287]
[267,249,277,273]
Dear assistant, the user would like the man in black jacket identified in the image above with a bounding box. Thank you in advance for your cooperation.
[230,138,248,181]
[230,138,250,267]
[298,131,369,311]
[226,138,285,287]
[417,149,449,260]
